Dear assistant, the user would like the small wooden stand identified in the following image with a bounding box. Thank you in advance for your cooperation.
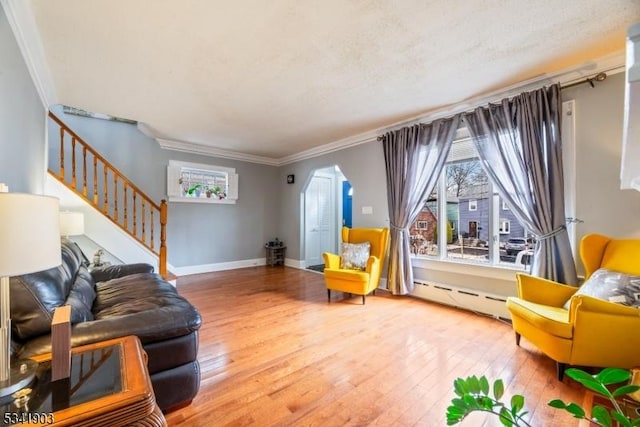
[51,305,71,381]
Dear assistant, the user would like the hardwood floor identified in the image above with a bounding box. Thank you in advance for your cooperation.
[164,267,585,426]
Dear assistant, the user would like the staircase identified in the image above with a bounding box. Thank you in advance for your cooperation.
[47,111,168,278]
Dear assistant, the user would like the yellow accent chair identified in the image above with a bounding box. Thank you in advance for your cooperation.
[506,233,640,380]
[322,227,389,304]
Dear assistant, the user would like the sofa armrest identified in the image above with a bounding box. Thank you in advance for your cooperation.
[323,252,341,269]
[90,263,155,283]
[516,273,578,307]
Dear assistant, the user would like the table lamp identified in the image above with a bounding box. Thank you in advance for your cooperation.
[0,191,61,398]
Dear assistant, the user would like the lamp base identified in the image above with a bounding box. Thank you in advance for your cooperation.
[0,359,37,400]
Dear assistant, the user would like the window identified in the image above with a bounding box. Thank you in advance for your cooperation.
[410,134,534,268]
[410,199,438,256]
[167,160,238,204]
[502,201,510,210]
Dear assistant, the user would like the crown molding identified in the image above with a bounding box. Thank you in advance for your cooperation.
[277,129,379,165]
[156,138,281,166]
[1,0,56,108]
[157,129,380,167]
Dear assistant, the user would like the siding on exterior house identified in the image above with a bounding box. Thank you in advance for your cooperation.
[409,206,437,254]
[458,196,527,243]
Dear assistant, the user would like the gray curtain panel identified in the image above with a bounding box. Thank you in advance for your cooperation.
[382,117,460,295]
[463,84,578,285]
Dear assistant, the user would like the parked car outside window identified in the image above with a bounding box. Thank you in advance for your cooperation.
[505,237,529,255]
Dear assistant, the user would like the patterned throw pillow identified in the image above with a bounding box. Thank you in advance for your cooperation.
[563,268,640,309]
[340,242,371,271]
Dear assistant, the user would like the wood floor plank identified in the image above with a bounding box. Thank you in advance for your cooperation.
[165,266,586,426]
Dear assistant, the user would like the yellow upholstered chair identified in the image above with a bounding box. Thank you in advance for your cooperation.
[322,227,389,304]
[506,233,640,380]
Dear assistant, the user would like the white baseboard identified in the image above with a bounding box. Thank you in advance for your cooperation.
[172,257,312,277]
[284,258,306,269]
[172,258,266,276]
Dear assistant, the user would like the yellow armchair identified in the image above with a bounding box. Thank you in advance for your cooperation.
[506,233,640,380]
[322,227,389,304]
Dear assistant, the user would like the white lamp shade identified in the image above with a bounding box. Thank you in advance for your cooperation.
[59,211,85,237]
[0,193,62,276]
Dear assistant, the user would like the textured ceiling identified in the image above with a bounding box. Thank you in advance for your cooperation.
[29,0,640,160]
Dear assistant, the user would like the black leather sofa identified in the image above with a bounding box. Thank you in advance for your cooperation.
[9,239,201,411]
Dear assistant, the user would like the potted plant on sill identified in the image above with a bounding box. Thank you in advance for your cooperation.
[446,368,640,426]
[205,186,225,199]
[187,184,201,198]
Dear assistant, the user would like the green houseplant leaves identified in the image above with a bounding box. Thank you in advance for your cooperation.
[549,368,640,427]
[446,375,531,426]
[447,368,640,426]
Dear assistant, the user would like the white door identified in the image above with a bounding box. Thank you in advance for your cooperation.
[305,173,334,266]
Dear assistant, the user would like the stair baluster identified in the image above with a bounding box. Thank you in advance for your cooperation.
[47,111,168,279]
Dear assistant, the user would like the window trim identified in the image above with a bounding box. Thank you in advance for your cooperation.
[415,102,576,271]
[167,160,239,204]
[416,220,429,230]
[499,219,511,234]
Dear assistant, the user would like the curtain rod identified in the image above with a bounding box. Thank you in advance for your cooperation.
[377,68,617,140]
[560,72,607,90]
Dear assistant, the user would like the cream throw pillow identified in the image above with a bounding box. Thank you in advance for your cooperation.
[563,268,640,309]
[340,242,371,271]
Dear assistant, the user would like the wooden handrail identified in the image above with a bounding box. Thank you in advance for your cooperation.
[48,111,168,279]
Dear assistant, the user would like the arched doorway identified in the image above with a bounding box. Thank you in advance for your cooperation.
[303,166,352,270]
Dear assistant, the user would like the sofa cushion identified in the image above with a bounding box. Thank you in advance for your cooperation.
[563,268,640,309]
[340,242,370,271]
[91,272,202,342]
[10,240,95,341]
[90,263,154,283]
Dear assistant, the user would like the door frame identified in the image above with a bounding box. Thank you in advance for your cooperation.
[301,166,350,268]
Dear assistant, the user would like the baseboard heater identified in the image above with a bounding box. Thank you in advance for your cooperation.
[412,280,511,320]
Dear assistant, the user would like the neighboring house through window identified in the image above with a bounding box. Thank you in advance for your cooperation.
[409,101,575,270]
[409,130,539,267]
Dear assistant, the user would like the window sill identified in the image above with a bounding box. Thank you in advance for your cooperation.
[168,196,236,204]
[411,255,525,281]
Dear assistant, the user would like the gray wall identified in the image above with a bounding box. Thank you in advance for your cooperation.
[278,142,389,261]
[563,72,640,274]
[48,106,280,268]
[0,7,46,193]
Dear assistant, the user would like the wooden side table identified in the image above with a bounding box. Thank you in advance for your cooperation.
[1,336,166,426]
